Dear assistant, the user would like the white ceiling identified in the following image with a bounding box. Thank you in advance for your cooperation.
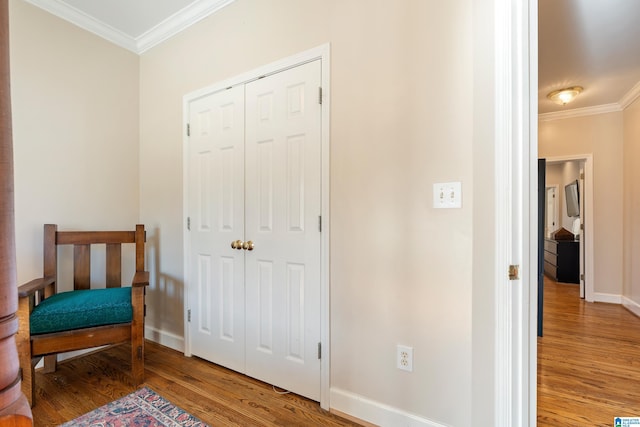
[539,0,640,116]
[23,0,640,118]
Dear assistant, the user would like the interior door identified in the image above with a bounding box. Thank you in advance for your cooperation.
[187,60,322,401]
[244,60,322,400]
[579,166,585,298]
[188,85,246,373]
[538,159,546,337]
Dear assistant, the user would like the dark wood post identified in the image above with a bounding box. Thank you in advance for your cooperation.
[0,0,33,424]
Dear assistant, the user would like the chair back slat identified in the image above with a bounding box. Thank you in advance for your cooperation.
[73,244,91,290]
[106,243,122,288]
[57,231,136,245]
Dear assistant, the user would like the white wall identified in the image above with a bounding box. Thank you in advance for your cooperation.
[7,0,510,425]
[471,1,498,424]
[139,0,474,425]
[9,0,140,287]
[539,113,624,297]
[623,98,640,314]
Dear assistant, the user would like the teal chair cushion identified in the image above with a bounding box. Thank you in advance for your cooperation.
[30,287,132,335]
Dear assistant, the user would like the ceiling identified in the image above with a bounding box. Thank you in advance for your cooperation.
[23,0,640,118]
[539,0,640,116]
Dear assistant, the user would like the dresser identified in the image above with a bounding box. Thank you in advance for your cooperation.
[543,239,580,283]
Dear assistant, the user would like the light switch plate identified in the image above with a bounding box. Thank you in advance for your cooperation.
[433,182,462,209]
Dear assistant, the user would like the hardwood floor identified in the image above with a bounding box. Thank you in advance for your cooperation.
[538,277,640,426]
[30,278,640,426]
[29,341,363,426]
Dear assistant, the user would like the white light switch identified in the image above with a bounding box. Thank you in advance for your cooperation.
[433,182,462,209]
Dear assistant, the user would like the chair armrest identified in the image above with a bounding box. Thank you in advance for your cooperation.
[132,271,150,287]
[18,276,55,298]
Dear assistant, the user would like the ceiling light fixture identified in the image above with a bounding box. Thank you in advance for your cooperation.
[547,86,583,105]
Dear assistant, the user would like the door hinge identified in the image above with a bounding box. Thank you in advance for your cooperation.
[580,172,584,180]
[187,123,190,136]
[317,342,321,359]
[580,223,584,230]
[508,264,520,280]
[187,217,191,231]
[580,273,585,281]
[188,309,191,322]
[318,215,322,232]
[318,87,323,105]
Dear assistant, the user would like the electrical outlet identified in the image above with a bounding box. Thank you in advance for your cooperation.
[397,345,413,372]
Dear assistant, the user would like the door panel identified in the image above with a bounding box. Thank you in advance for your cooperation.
[188,86,246,372]
[244,60,322,400]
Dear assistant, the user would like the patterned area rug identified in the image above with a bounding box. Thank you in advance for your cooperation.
[61,386,209,426]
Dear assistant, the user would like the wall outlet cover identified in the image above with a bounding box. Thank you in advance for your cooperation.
[397,344,413,372]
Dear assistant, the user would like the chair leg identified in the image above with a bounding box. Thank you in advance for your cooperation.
[131,341,144,386]
[16,298,34,407]
[18,364,34,409]
[131,286,145,385]
[43,355,57,374]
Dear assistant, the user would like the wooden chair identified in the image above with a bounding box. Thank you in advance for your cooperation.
[15,224,149,407]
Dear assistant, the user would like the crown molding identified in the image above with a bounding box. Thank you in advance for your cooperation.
[619,80,640,110]
[538,103,622,122]
[23,0,236,55]
[539,80,640,122]
[136,0,236,54]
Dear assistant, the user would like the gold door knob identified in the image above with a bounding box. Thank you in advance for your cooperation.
[231,240,244,250]
[243,240,254,251]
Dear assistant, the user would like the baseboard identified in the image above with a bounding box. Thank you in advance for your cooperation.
[330,387,445,427]
[330,409,378,427]
[593,292,622,304]
[145,326,184,352]
[622,296,640,318]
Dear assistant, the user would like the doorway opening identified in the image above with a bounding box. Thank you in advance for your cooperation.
[542,155,593,302]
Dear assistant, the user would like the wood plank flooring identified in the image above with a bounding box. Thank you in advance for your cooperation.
[29,341,363,426]
[29,277,640,426]
[538,277,640,426]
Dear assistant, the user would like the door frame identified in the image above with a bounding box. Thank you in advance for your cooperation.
[181,43,331,409]
[494,0,537,425]
[543,155,593,301]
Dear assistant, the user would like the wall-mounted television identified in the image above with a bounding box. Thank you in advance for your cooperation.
[565,180,580,217]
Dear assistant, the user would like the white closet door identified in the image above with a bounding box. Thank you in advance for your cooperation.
[244,60,322,400]
[187,86,246,372]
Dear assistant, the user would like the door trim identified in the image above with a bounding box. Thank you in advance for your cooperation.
[543,155,594,302]
[182,43,331,409]
[494,0,536,425]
